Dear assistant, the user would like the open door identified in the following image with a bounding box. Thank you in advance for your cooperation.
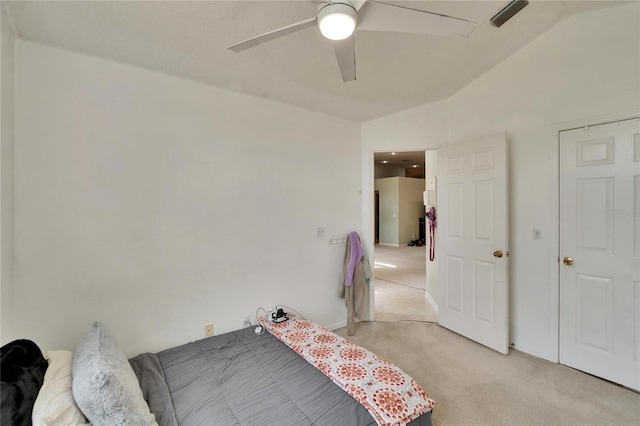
[437,133,509,354]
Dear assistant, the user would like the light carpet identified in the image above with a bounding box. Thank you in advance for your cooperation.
[335,321,640,426]
[374,245,427,290]
[375,279,438,323]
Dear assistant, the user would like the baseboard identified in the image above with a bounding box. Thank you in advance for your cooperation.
[378,243,401,247]
[424,291,439,314]
[510,342,555,363]
[326,320,347,331]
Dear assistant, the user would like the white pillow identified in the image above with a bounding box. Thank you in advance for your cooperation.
[32,350,90,426]
[72,322,157,426]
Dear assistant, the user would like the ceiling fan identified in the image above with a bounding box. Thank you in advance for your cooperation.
[227,0,477,83]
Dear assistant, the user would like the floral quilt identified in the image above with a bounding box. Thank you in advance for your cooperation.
[258,315,435,426]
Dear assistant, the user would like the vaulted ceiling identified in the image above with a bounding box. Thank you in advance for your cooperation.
[4,1,625,122]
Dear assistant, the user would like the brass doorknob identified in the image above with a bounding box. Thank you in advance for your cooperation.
[493,250,503,258]
[563,257,574,266]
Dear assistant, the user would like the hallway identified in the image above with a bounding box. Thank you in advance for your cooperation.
[373,245,438,323]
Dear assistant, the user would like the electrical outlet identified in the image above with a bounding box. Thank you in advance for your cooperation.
[204,323,214,337]
[243,315,250,327]
[315,226,325,238]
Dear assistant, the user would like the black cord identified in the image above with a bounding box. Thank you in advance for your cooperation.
[276,304,303,319]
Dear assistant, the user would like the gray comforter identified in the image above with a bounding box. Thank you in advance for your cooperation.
[130,327,432,426]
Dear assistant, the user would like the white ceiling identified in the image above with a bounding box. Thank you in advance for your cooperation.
[375,151,425,168]
[4,0,625,123]
[375,151,426,177]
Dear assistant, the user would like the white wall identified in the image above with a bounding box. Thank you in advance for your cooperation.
[362,2,640,361]
[374,177,425,246]
[374,177,399,245]
[374,165,405,179]
[398,177,425,245]
[0,5,15,344]
[13,41,361,357]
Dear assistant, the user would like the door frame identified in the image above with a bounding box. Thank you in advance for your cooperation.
[374,191,380,244]
[549,110,639,363]
[362,143,440,321]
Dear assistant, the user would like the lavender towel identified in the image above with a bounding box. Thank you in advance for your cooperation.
[345,232,363,287]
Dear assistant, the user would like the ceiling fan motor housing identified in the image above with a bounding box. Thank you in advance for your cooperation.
[317,2,358,40]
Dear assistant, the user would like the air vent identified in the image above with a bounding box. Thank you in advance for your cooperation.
[490,0,529,28]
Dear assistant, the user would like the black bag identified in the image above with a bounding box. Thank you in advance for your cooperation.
[1,339,48,426]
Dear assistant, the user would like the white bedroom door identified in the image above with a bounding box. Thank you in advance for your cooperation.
[438,133,509,354]
[559,118,640,391]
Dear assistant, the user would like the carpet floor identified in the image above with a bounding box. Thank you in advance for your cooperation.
[374,244,438,323]
[335,321,640,426]
[374,244,427,290]
[375,279,438,323]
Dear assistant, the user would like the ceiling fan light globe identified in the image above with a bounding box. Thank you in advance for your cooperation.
[317,3,357,41]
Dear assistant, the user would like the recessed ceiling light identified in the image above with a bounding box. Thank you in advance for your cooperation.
[391,152,396,155]
[381,160,389,164]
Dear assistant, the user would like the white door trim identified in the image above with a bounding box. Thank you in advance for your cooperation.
[548,109,640,363]
[362,143,441,321]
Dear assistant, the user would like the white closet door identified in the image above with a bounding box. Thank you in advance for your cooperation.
[559,117,640,391]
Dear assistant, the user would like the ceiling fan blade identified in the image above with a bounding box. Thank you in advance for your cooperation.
[357,1,476,37]
[333,36,356,82]
[350,0,368,12]
[228,17,316,53]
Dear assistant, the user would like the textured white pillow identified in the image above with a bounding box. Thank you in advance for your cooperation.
[72,322,157,426]
[32,350,90,426]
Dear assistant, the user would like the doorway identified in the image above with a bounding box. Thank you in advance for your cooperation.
[558,116,639,391]
[373,151,437,323]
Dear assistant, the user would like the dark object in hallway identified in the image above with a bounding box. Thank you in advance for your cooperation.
[408,238,425,247]
[418,217,426,241]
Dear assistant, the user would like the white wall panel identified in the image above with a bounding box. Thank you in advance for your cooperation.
[446,154,464,174]
[447,183,464,239]
[576,274,613,353]
[13,41,361,356]
[474,260,495,324]
[472,148,494,171]
[577,178,613,253]
[631,175,640,256]
[474,181,495,243]
[636,281,640,363]
[446,256,464,313]
[576,138,614,167]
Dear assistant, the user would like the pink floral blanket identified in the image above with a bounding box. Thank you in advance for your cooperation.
[258,315,435,426]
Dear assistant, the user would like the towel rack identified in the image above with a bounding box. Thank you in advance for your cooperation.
[328,236,348,245]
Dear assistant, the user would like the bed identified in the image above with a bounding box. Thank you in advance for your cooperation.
[1,320,433,426]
